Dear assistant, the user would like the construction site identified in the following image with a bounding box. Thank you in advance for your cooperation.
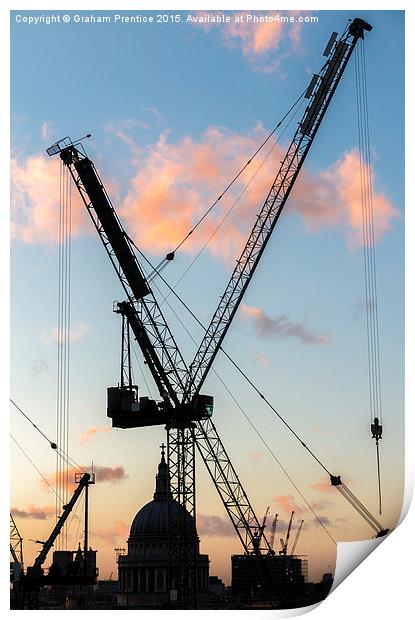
[10,12,404,611]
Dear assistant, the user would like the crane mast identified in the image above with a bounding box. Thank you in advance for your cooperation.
[46,17,378,607]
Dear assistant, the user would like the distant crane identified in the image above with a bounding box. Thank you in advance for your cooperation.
[291,519,304,555]
[258,506,270,543]
[269,514,278,552]
[15,473,96,609]
[47,17,386,608]
[279,511,295,556]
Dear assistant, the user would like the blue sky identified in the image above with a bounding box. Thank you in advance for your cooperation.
[10,9,404,584]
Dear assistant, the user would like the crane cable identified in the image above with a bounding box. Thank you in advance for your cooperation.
[355,39,384,515]
[56,160,73,548]
[133,245,387,535]
[10,399,87,475]
[10,433,64,504]
[148,88,307,278]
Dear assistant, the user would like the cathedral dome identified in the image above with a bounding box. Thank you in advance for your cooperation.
[130,499,195,538]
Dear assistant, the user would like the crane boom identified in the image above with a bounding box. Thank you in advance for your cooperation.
[291,519,304,555]
[195,417,272,554]
[269,514,278,551]
[183,18,373,402]
[28,473,90,575]
[280,510,295,555]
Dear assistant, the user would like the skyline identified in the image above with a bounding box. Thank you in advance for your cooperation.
[10,9,404,586]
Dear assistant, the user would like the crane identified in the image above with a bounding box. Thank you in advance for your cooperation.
[17,472,96,609]
[255,506,270,545]
[46,18,383,606]
[279,511,295,556]
[269,514,278,552]
[291,519,304,555]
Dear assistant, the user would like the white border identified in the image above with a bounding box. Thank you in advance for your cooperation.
[3,1,413,618]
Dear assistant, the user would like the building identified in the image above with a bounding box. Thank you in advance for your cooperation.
[117,446,210,608]
[231,553,307,605]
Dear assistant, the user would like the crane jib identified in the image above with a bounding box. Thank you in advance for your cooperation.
[74,157,150,301]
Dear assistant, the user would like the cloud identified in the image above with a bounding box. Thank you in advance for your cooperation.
[310,476,350,495]
[120,125,272,261]
[241,304,330,345]
[12,130,397,257]
[196,514,235,537]
[93,465,128,484]
[290,149,399,247]
[80,426,112,444]
[254,353,271,368]
[91,520,129,546]
[41,321,90,345]
[310,499,335,512]
[31,358,49,375]
[273,494,306,515]
[11,155,88,244]
[310,424,323,434]
[248,450,264,462]
[191,11,310,73]
[41,121,53,141]
[120,131,397,262]
[40,465,128,494]
[11,504,55,520]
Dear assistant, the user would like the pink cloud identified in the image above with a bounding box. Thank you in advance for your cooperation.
[40,465,128,494]
[91,520,129,546]
[273,494,306,515]
[311,476,350,494]
[248,450,264,462]
[12,132,397,260]
[80,426,112,444]
[120,132,397,260]
[120,125,271,261]
[290,149,399,247]
[11,155,88,244]
[254,353,271,368]
[192,11,310,73]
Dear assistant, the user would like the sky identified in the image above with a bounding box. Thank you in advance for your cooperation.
[10,9,404,586]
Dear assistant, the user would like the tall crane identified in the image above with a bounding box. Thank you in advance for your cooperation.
[291,519,304,555]
[279,511,295,556]
[47,18,383,606]
[269,514,278,552]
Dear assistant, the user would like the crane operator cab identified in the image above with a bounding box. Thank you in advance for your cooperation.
[107,385,159,428]
[107,386,214,429]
